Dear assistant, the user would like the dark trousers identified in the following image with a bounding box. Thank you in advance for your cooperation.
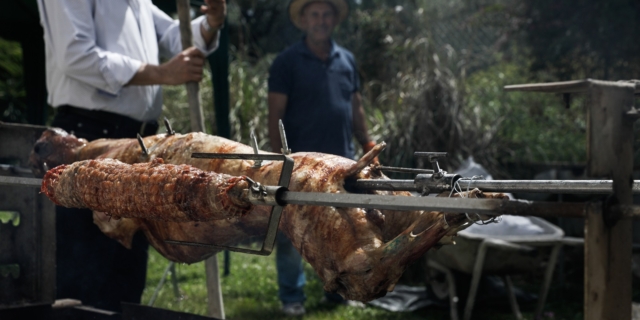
[52,106,158,312]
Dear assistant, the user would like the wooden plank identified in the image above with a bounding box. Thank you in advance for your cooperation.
[584,204,633,319]
[586,82,636,177]
[0,123,56,306]
[39,191,56,303]
[584,81,635,320]
[504,79,640,94]
[504,79,591,93]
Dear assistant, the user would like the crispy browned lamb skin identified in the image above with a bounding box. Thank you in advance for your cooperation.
[41,158,252,222]
[30,128,508,301]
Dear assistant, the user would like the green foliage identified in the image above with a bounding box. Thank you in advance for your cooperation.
[161,56,272,149]
[0,211,20,227]
[227,55,273,148]
[160,69,215,135]
[524,0,640,80]
[142,248,476,319]
[333,5,587,176]
[161,5,589,179]
[463,60,587,176]
[333,7,485,172]
[227,1,292,56]
[0,38,26,123]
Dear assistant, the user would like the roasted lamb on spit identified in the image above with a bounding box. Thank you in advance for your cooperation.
[41,158,253,222]
[30,128,508,301]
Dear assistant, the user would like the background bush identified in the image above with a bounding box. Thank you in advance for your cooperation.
[4,0,639,176]
[157,2,599,179]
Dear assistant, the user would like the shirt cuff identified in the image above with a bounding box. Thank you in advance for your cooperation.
[98,52,143,95]
[192,15,220,56]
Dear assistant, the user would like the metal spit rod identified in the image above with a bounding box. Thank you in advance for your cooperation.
[0,176,42,187]
[281,191,586,218]
[2,173,638,220]
[352,178,640,194]
[249,187,587,219]
[467,180,640,194]
[250,187,640,219]
[2,174,639,195]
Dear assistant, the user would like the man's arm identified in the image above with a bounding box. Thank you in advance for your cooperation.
[37,0,146,95]
[352,92,373,149]
[38,0,212,91]
[131,0,225,86]
[127,47,205,86]
[268,92,288,153]
[152,0,225,59]
[199,0,226,46]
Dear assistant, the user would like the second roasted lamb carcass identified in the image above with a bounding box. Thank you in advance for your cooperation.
[30,128,507,301]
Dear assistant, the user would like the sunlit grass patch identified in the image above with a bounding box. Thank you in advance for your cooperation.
[142,248,455,319]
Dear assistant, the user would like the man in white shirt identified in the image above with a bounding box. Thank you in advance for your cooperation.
[36,0,226,311]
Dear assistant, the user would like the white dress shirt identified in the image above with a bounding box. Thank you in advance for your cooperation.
[37,0,219,122]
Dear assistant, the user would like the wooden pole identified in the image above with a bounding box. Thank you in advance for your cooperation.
[176,0,205,133]
[584,82,635,320]
[205,256,225,318]
[175,1,224,318]
[503,79,638,319]
[208,15,230,139]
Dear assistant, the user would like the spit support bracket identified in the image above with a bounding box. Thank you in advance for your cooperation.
[415,151,447,178]
[411,152,462,195]
[164,152,294,256]
[414,173,463,195]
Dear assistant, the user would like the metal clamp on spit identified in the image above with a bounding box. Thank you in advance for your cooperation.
[349,151,463,194]
[354,150,640,196]
[164,123,295,256]
[165,153,294,256]
[245,177,287,207]
[164,152,294,255]
[413,152,461,195]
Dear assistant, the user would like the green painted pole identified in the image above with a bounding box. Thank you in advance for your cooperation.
[208,16,230,138]
[207,2,231,276]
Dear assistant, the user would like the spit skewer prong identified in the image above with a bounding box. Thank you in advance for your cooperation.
[376,166,434,174]
[414,152,447,178]
[250,130,262,168]
[137,134,149,156]
[278,120,291,155]
[163,117,176,135]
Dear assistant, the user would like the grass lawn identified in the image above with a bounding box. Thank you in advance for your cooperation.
[140,247,591,320]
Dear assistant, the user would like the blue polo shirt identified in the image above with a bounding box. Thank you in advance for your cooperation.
[268,39,360,159]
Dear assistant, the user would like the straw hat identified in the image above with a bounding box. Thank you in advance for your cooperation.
[288,0,349,30]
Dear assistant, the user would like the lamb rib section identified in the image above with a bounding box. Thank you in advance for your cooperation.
[41,158,253,222]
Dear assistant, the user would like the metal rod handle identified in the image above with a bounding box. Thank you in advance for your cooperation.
[278,191,586,218]
[0,176,43,187]
[352,179,640,194]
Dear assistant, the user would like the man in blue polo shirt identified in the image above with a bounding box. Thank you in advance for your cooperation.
[268,0,375,316]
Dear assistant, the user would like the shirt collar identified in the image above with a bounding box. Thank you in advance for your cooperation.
[297,36,341,60]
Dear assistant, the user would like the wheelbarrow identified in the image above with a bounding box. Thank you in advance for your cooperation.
[426,215,583,320]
